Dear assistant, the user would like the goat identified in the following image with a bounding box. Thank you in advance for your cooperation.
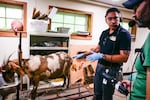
[2,51,73,99]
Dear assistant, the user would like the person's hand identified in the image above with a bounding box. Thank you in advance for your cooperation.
[72,53,85,59]
[86,52,103,61]
[121,80,131,92]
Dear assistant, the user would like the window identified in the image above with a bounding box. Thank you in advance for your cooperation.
[0,4,22,30]
[49,6,93,40]
[52,12,88,33]
[0,0,27,37]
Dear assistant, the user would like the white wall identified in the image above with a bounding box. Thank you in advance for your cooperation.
[0,36,29,65]
[27,0,133,45]
[123,27,149,72]
[0,0,149,72]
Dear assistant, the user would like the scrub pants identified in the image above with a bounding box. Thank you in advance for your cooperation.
[94,63,115,100]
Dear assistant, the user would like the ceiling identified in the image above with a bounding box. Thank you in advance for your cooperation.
[74,0,128,9]
[91,0,127,7]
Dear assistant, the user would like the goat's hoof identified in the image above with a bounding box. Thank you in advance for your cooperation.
[31,96,36,100]
[30,93,36,100]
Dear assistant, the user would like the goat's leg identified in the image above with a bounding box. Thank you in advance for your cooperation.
[2,96,5,100]
[63,75,70,89]
[30,77,40,100]
[31,85,38,100]
[66,76,70,88]
[63,76,67,88]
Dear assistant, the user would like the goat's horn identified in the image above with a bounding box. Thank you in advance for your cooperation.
[4,51,16,65]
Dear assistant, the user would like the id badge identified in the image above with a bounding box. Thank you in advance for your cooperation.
[103,78,107,84]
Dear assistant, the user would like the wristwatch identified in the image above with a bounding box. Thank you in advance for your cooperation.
[102,54,106,60]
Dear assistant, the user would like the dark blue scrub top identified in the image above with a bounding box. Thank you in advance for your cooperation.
[98,25,131,66]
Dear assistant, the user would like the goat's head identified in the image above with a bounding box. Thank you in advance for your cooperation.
[2,60,25,83]
[2,62,15,83]
[2,54,15,83]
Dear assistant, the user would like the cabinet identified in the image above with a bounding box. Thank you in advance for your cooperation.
[30,32,69,55]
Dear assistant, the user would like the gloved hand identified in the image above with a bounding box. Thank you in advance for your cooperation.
[86,52,103,61]
[72,53,85,59]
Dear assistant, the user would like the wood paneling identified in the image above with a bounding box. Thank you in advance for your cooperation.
[69,44,97,84]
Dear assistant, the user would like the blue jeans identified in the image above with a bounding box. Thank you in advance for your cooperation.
[94,63,115,100]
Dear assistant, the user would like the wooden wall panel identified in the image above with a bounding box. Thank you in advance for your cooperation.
[69,44,98,84]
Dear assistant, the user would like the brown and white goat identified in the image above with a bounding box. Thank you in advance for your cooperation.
[2,52,73,99]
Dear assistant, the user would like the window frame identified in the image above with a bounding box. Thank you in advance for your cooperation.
[0,0,27,37]
[49,6,93,40]
[122,18,137,41]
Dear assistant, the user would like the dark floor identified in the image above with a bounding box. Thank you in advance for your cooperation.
[2,83,129,100]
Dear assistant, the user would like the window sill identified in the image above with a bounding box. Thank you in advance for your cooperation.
[70,34,92,40]
[0,31,27,37]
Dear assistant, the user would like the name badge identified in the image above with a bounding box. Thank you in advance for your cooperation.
[109,36,116,41]
[103,78,107,84]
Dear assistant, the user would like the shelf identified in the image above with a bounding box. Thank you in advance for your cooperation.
[30,47,68,50]
[70,34,92,40]
[30,32,70,55]
[30,32,69,37]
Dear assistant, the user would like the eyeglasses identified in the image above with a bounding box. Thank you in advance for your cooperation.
[107,16,119,21]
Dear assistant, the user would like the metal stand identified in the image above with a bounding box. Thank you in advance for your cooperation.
[16,31,24,100]
[16,83,20,100]
[17,31,23,100]
[0,74,20,100]
[18,32,22,69]
[16,30,26,99]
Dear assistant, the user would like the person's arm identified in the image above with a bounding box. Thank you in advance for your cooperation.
[146,67,150,100]
[72,45,100,59]
[86,48,130,62]
[103,50,130,63]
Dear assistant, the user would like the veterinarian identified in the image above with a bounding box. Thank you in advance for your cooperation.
[121,0,150,100]
[85,7,131,100]
[73,7,131,100]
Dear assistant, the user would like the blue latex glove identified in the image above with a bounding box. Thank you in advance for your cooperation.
[86,52,103,61]
[72,53,85,59]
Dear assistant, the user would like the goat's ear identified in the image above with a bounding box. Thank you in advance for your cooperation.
[16,67,25,76]
[9,59,19,64]
[8,61,25,76]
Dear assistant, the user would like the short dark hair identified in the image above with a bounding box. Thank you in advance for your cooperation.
[105,7,121,17]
